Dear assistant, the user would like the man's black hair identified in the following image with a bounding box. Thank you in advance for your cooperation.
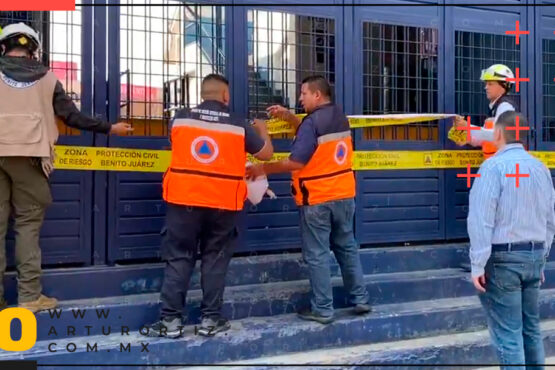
[301,75,331,99]
[202,74,229,86]
[496,111,527,143]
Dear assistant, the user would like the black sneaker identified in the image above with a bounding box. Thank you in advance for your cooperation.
[143,317,183,338]
[353,303,372,315]
[297,309,334,324]
[195,317,231,337]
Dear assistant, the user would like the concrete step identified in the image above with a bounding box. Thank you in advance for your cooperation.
[8,289,555,366]
[219,320,555,370]
[4,243,472,303]
[29,261,555,341]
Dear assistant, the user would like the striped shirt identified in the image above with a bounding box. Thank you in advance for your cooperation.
[468,143,555,277]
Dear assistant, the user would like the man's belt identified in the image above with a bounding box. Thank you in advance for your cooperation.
[491,241,545,252]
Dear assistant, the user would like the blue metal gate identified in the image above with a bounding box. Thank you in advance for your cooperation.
[3,2,552,266]
[351,1,446,245]
[444,2,530,239]
[535,3,555,152]
[102,1,229,263]
[233,1,344,253]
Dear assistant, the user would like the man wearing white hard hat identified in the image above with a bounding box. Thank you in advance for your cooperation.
[454,64,519,158]
[0,23,133,313]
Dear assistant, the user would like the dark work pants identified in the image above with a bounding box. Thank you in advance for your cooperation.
[0,157,52,303]
[159,203,238,320]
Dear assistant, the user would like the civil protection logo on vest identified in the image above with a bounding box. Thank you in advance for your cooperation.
[191,136,219,164]
[0,72,39,89]
[334,141,348,165]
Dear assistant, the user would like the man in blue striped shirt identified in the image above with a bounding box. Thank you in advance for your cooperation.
[468,111,555,369]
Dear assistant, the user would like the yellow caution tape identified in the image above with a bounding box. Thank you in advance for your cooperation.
[353,150,485,170]
[247,153,290,164]
[53,145,555,172]
[266,113,457,135]
[54,146,171,173]
[530,152,555,168]
[447,126,469,146]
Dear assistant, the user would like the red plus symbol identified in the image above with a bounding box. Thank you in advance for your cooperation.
[505,115,529,141]
[457,163,480,188]
[506,67,529,93]
[505,20,529,45]
[505,163,529,188]
[456,116,480,143]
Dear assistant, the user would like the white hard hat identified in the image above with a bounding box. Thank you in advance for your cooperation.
[479,64,515,91]
[0,23,42,53]
[480,64,515,82]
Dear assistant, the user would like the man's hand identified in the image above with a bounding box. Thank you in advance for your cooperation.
[472,274,487,293]
[267,105,290,120]
[246,163,265,181]
[451,115,473,146]
[542,270,545,285]
[454,115,467,128]
[110,122,134,135]
[252,119,269,136]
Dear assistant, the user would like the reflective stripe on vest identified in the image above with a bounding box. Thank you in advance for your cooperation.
[162,118,247,211]
[292,130,356,206]
[482,118,497,159]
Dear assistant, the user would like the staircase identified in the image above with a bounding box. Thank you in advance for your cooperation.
[248,66,287,111]
[3,243,555,368]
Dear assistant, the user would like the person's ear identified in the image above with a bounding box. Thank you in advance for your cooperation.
[314,90,321,101]
[494,127,503,142]
[223,88,230,105]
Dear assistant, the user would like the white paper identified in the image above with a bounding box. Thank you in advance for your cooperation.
[247,176,270,205]
[246,161,270,205]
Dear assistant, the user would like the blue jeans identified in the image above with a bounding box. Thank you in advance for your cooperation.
[479,249,546,370]
[299,198,369,317]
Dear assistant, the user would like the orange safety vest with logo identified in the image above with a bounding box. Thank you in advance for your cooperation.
[482,118,497,159]
[162,118,247,211]
[481,95,518,159]
[291,130,356,206]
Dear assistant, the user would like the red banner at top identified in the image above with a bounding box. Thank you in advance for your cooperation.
[0,0,75,11]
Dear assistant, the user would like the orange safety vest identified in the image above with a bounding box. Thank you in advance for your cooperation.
[291,130,356,206]
[482,118,497,159]
[162,118,247,211]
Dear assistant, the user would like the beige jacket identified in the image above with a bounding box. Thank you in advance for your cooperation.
[0,71,59,175]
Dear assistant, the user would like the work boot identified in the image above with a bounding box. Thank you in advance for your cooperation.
[297,308,334,324]
[144,317,184,338]
[353,303,372,315]
[19,295,58,313]
[195,316,231,337]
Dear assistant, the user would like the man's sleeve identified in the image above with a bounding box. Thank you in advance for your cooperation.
[53,81,112,134]
[469,126,494,147]
[467,102,516,146]
[244,121,266,155]
[467,162,501,277]
[494,102,515,122]
[289,118,318,164]
[468,103,514,147]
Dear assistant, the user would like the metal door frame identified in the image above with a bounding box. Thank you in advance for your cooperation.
[351,1,446,245]
[232,1,345,253]
[100,0,233,263]
[534,1,555,151]
[444,1,529,239]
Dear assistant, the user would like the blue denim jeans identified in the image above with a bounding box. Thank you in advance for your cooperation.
[299,198,369,317]
[479,249,546,370]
